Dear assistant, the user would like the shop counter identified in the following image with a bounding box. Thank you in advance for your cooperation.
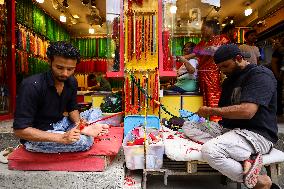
[77,91,112,108]
[160,90,203,119]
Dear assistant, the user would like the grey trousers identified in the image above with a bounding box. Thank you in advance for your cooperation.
[182,121,273,182]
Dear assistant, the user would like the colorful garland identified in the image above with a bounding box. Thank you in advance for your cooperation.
[127,73,176,117]
[16,25,49,59]
[16,0,70,42]
[15,50,49,75]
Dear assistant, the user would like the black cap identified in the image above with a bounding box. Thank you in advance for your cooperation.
[214,44,250,64]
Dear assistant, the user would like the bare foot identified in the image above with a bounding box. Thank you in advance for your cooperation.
[253,175,272,189]
[81,124,109,137]
[243,160,252,174]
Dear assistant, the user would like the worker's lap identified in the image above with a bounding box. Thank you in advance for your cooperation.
[202,130,254,161]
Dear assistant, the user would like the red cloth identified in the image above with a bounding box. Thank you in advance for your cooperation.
[8,127,123,171]
[176,61,183,69]
[194,35,229,108]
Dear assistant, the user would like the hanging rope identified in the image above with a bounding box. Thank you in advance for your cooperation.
[129,73,178,117]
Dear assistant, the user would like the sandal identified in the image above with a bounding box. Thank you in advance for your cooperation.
[243,153,263,188]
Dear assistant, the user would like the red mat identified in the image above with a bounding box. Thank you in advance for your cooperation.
[8,127,123,172]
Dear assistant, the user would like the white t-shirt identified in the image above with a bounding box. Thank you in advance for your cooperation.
[239,44,260,64]
[177,59,198,80]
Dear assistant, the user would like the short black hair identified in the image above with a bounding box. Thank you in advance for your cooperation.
[46,41,80,63]
[222,24,235,34]
[88,73,96,80]
[244,29,257,40]
[203,19,220,35]
[182,42,196,53]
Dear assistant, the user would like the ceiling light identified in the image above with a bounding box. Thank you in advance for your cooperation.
[36,0,44,3]
[70,18,77,24]
[60,13,67,22]
[245,7,252,16]
[82,0,89,5]
[230,20,234,24]
[62,0,69,8]
[170,5,177,14]
[89,27,95,34]
[73,15,80,19]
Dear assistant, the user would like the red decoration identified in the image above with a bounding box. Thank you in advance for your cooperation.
[149,133,157,141]
[112,17,119,39]
[133,138,144,145]
[144,16,148,59]
[162,30,173,71]
[127,141,134,146]
[124,176,137,186]
[133,0,143,6]
[166,135,174,139]
[75,59,107,73]
[127,13,133,61]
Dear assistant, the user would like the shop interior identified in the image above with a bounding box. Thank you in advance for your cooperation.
[0,0,283,121]
[0,0,284,188]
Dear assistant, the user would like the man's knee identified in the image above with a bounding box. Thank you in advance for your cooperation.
[201,139,222,161]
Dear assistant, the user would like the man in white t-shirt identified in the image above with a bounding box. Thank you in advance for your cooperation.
[239,30,260,65]
[168,42,199,93]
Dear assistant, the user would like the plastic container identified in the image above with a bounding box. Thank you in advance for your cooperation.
[124,115,160,136]
[123,115,164,170]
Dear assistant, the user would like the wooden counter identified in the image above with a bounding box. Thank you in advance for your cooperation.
[77,91,112,108]
[160,91,203,119]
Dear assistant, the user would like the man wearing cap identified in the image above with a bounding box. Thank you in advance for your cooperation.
[183,44,279,189]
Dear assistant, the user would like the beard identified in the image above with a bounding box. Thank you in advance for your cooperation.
[226,65,242,78]
[55,76,68,82]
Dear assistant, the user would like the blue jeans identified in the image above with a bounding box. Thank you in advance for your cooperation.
[24,108,103,153]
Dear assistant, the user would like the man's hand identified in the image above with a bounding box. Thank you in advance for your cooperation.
[60,127,81,144]
[196,106,213,118]
[74,118,88,130]
[183,53,196,60]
